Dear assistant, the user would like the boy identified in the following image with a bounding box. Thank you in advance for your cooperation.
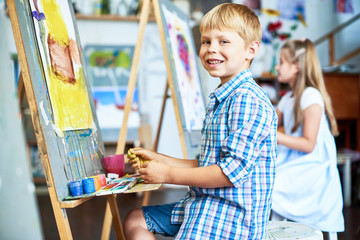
[124,3,277,239]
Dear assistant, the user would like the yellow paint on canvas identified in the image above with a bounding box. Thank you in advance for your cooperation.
[41,0,68,46]
[41,0,93,131]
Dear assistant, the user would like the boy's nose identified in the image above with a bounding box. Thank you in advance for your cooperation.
[208,46,217,53]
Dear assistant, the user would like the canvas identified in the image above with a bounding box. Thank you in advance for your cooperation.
[29,0,93,132]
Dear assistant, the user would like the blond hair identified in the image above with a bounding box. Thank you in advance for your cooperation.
[199,3,262,47]
[281,39,338,136]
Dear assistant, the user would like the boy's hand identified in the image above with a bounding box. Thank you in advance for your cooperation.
[138,160,170,184]
[127,148,157,170]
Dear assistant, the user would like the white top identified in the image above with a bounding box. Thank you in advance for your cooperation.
[272,87,344,232]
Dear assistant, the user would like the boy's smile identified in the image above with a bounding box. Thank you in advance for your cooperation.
[207,59,224,66]
[199,29,252,85]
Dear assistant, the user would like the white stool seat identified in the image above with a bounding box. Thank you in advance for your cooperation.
[265,221,323,240]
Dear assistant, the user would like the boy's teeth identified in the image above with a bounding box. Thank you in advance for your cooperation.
[209,60,221,64]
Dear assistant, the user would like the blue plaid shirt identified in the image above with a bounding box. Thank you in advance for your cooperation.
[171,69,277,239]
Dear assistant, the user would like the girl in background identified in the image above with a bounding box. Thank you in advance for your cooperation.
[271,39,344,240]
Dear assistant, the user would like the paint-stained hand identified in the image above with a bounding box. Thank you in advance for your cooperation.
[138,160,170,184]
[127,148,157,170]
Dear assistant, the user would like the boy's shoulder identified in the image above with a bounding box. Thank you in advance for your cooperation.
[230,78,277,115]
[234,77,271,101]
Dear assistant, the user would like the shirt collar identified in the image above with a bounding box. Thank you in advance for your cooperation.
[209,69,252,103]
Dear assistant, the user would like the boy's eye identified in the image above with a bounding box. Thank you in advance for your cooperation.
[220,40,229,44]
[201,40,210,45]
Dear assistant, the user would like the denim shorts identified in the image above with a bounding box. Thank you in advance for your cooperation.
[142,202,181,237]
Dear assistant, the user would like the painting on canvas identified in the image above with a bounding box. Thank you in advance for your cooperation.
[29,0,93,132]
[159,0,206,131]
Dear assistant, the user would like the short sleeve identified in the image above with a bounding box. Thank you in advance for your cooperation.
[300,87,324,110]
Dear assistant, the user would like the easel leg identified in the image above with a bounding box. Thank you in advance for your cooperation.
[17,72,26,107]
[101,202,113,240]
[48,188,73,239]
[101,195,125,240]
[142,192,151,206]
[108,195,126,240]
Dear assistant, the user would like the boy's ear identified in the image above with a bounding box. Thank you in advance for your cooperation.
[246,41,260,60]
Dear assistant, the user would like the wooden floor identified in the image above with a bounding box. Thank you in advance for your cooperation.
[36,185,360,240]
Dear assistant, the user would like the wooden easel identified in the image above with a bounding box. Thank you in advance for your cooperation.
[100,0,192,238]
[7,0,126,239]
[10,0,193,238]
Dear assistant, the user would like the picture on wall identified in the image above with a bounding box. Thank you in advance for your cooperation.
[336,0,354,13]
[189,0,260,20]
[233,0,261,13]
[189,0,230,20]
[159,0,206,131]
[84,45,140,130]
[277,0,305,21]
[29,0,93,132]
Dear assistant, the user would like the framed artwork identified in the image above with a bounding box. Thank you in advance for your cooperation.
[190,0,230,20]
[233,0,261,13]
[189,0,260,20]
[277,0,305,20]
[335,0,354,13]
[158,0,206,132]
[84,45,140,130]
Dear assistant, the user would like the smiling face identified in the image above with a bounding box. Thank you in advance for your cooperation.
[199,28,253,85]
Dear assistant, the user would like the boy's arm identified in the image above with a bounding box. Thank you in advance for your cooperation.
[156,152,198,168]
[129,147,198,168]
[139,162,233,188]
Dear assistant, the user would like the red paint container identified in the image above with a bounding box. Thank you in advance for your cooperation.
[102,154,125,177]
[99,173,107,187]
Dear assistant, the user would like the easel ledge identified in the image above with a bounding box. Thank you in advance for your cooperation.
[60,197,93,208]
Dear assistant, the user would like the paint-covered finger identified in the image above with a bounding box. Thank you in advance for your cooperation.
[131,159,140,170]
[128,149,136,158]
[140,159,150,167]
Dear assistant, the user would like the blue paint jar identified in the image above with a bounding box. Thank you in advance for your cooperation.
[82,178,96,194]
[69,180,83,196]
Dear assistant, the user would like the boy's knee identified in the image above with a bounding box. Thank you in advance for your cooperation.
[124,208,146,230]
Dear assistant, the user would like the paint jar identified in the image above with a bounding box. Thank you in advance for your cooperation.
[82,178,96,194]
[90,175,101,191]
[102,154,125,177]
[99,174,107,187]
[69,180,83,196]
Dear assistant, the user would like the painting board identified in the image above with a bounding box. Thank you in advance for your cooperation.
[9,0,105,201]
[157,0,206,158]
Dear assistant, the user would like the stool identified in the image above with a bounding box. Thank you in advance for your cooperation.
[265,221,323,240]
[337,149,360,207]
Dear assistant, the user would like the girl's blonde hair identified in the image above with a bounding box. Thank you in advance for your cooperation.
[199,3,262,47]
[282,39,338,136]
